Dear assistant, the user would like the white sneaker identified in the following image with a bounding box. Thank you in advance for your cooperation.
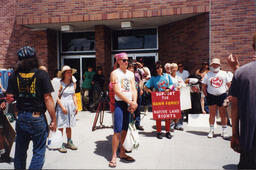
[221,130,229,139]
[208,131,214,138]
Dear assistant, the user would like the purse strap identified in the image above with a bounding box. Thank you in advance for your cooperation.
[58,82,71,99]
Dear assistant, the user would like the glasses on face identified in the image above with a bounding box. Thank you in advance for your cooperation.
[156,66,162,69]
[122,59,128,63]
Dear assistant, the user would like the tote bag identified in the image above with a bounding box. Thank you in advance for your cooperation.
[123,121,140,152]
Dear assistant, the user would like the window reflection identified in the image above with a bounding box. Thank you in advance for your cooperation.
[113,29,157,50]
[62,32,95,52]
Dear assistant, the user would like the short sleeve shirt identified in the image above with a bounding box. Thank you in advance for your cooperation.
[7,69,54,113]
[177,70,190,82]
[202,70,230,95]
[145,73,173,92]
[230,61,256,152]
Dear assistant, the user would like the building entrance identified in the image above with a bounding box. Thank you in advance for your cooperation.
[61,55,96,89]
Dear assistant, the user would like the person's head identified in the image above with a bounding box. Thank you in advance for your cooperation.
[171,63,178,75]
[139,58,144,66]
[39,65,48,72]
[210,58,221,73]
[114,52,128,70]
[178,63,184,72]
[152,61,163,76]
[15,46,39,73]
[164,63,171,74]
[127,62,135,73]
[88,66,93,72]
[96,66,103,75]
[253,32,256,51]
[59,65,77,81]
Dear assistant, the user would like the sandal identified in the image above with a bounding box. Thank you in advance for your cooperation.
[120,155,135,162]
[109,161,116,168]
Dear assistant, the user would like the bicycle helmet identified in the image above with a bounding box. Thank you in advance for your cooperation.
[17,46,36,60]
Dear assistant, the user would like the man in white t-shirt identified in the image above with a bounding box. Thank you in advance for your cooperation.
[177,63,190,82]
[202,58,231,139]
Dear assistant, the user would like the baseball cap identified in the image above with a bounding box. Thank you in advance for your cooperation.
[210,58,221,65]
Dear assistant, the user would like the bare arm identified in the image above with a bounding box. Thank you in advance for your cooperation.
[202,84,207,96]
[44,93,56,131]
[231,96,240,153]
[73,85,78,114]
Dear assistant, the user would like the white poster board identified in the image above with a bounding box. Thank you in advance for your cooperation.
[180,86,192,111]
[188,114,216,127]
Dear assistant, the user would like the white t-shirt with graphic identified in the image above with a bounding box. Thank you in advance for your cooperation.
[113,68,134,101]
[202,70,231,95]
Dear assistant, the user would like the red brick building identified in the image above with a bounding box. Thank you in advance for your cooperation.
[0,0,255,85]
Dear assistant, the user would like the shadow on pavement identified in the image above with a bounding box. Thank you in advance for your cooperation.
[152,125,166,130]
[94,135,112,161]
[186,131,224,138]
[139,131,157,138]
[223,164,237,169]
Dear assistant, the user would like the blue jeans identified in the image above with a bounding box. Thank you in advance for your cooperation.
[14,111,48,170]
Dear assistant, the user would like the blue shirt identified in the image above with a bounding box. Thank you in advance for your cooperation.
[145,73,173,92]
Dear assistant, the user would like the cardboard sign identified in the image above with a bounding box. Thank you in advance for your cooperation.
[180,86,192,111]
[151,91,181,120]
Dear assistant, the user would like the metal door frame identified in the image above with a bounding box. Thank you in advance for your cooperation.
[61,55,96,87]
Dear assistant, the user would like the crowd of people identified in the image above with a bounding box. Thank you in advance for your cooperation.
[0,32,255,169]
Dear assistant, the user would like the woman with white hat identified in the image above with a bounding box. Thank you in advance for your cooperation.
[202,58,231,139]
[56,65,78,153]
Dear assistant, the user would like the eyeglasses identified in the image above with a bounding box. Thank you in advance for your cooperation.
[156,66,162,69]
[122,59,128,63]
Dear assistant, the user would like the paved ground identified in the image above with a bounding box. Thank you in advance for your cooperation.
[0,110,239,169]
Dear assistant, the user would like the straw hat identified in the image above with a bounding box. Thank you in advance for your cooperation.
[57,65,77,78]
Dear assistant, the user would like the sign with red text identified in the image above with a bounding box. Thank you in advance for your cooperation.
[151,91,181,120]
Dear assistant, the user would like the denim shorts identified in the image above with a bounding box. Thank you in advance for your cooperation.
[206,93,227,107]
[113,101,130,133]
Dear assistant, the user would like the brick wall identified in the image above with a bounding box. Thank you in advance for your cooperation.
[211,0,256,70]
[4,25,48,69]
[159,13,209,73]
[0,0,16,68]
[16,0,209,25]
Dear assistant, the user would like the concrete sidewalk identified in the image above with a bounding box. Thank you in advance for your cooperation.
[0,111,239,169]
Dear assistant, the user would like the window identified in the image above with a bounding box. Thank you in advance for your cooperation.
[112,29,157,50]
[61,32,95,52]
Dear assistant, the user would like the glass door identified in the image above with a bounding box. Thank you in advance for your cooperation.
[61,55,96,90]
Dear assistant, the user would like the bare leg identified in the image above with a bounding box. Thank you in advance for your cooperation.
[201,97,206,114]
[66,128,71,139]
[119,130,127,157]
[209,105,217,125]
[110,132,120,164]
[219,106,227,126]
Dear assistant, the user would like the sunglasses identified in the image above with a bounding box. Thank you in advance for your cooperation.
[122,59,128,62]
[156,66,162,69]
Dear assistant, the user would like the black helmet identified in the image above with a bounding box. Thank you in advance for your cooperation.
[17,46,36,60]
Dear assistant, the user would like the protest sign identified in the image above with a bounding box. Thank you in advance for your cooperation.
[151,91,181,120]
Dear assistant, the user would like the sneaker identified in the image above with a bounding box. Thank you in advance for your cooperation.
[157,132,163,139]
[170,128,174,132]
[66,140,78,150]
[221,130,229,139]
[136,125,144,131]
[166,132,172,139]
[58,144,67,153]
[208,131,214,138]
